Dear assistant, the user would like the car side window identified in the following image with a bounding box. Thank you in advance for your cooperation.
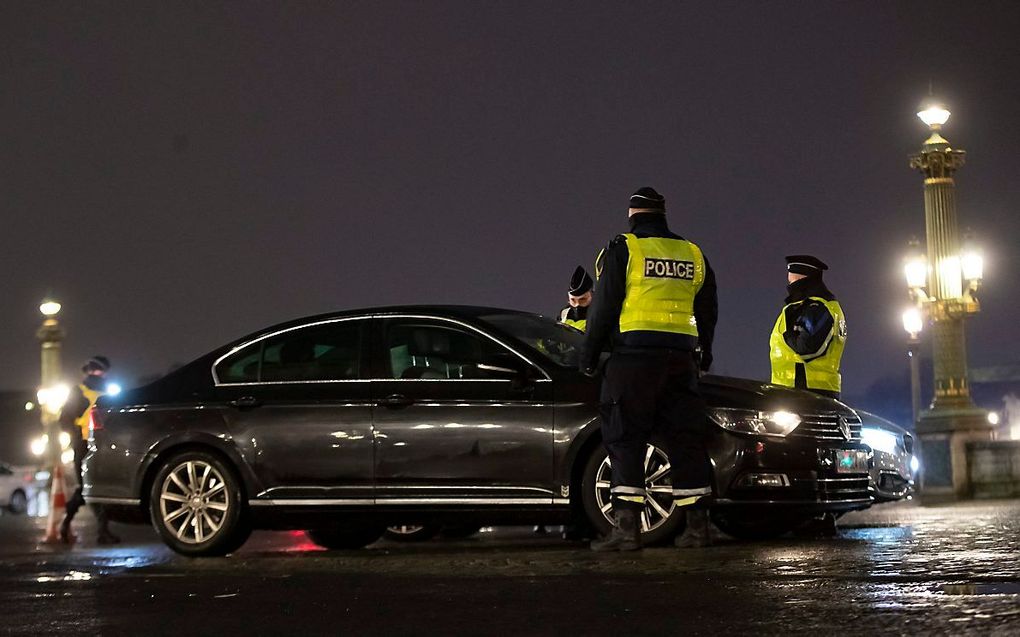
[216,321,363,383]
[384,321,525,380]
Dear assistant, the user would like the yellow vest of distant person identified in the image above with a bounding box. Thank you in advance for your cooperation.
[769,297,846,393]
[618,234,705,337]
[74,383,106,440]
[562,316,587,332]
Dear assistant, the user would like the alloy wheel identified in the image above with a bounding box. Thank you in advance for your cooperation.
[158,460,230,545]
[594,444,676,534]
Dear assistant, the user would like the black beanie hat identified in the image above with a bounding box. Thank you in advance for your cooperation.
[629,187,665,211]
[568,266,594,295]
[82,355,111,374]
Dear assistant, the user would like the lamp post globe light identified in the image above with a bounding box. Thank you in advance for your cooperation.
[906,101,993,501]
[36,296,66,468]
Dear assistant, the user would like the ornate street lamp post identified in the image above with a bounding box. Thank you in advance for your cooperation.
[906,102,993,500]
[36,298,67,469]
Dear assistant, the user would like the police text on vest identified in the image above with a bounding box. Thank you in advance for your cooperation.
[644,258,695,280]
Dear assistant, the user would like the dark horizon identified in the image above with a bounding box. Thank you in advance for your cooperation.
[2,2,1019,404]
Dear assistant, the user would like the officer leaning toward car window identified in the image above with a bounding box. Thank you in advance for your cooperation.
[559,266,594,331]
[580,187,718,551]
[769,255,847,400]
[59,356,120,544]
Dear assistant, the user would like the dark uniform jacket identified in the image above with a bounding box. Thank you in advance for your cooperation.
[781,276,837,360]
[59,374,105,442]
[580,213,718,372]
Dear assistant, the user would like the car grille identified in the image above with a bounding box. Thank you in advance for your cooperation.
[807,476,871,502]
[790,412,862,442]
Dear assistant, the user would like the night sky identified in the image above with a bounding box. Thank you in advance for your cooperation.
[2,1,1019,401]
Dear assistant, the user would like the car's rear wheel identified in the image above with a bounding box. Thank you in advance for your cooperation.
[149,450,249,557]
[710,510,807,540]
[580,440,684,546]
[306,526,385,550]
[383,525,440,542]
[8,489,27,514]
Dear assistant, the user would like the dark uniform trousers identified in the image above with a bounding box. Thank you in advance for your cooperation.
[599,348,713,510]
[65,436,108,528]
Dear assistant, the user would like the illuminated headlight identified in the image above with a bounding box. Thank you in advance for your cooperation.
[106,382,122,396]
[709,408,802,437]
[910,455,920,474]
[861,427,899,455]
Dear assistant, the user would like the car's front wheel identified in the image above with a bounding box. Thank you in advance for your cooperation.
[580,440,685,546]
[8,489,27,514]
[306,526,385,550]
[149,450,250,557]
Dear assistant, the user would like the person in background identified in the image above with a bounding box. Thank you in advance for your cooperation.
[60,356,120,544]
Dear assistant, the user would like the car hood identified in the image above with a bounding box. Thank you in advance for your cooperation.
[699,375,857,417]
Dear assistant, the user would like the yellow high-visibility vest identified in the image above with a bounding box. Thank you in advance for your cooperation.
[769,297,847,393]
[618,234,705,336]
[74,383,106,440]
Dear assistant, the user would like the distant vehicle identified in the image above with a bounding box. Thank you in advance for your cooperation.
[858,411,916,502]
[84,306,873,556]
[0,463,41,514]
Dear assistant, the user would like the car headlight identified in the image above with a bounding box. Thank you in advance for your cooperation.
[861,427,899,455]
[709,408,802,437]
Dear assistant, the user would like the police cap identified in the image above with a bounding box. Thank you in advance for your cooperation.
[785,255,829,276]
[569,266,593,295]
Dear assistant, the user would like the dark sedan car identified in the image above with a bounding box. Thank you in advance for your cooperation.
[84,306,872,556]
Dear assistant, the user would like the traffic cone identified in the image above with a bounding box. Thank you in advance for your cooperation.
[42,464,69,544]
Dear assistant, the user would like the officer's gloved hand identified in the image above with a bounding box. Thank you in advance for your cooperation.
[699,351,713,374]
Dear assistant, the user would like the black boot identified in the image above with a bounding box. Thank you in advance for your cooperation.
[590,509,641,552]
[674,508,712,548]
[59,517,76,544]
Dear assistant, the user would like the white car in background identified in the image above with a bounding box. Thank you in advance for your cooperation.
[858,412,917,502]
[0,463,42,515]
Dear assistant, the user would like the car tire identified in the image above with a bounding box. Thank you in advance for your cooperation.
[710,510,805,540]
[149,450,249,557]
[439,524,482,539]
[580,439,685,547]
[8,489,28,514]
[306,526,385,550]
[383,525,440,542]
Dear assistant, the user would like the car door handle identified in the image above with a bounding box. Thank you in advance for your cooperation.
[229,396,262,410]
[378,394,414,409]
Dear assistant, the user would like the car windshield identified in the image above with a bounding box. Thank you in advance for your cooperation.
[478,312,582,369]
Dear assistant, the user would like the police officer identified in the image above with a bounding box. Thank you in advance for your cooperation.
[59,356,120,544]
[559,266,594,331]
[769,255,847,399]
[581,187,718,551]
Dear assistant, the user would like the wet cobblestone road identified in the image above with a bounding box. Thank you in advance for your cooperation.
[2,499,1019,635]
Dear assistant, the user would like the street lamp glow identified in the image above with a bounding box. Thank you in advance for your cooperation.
[961,247,983,283]
[987,411,1000,426]
[30,435,48,457]
[904,257,927,289]
[39,299,62,317]
[37,384,70,415]
[917,105,951,129]
[106,382,122,396]
[902,307,923,338]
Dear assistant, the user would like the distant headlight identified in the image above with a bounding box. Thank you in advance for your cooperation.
[709,408,802,437]
[861,427,899,455]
